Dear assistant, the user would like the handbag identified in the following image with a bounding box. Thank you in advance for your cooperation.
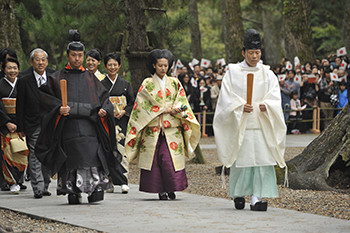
[9,133,28,153]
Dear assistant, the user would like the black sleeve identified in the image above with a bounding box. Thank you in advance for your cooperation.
[124,82,135,116]
[16,78,25,132]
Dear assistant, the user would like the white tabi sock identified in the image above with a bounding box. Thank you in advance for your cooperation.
[251,195,259,205]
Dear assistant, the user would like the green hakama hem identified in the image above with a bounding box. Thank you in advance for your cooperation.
[229,162,278,198]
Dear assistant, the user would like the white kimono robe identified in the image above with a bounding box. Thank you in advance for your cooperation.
[213,61,286,169]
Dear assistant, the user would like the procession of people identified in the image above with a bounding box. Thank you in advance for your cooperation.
[0,28,347,211]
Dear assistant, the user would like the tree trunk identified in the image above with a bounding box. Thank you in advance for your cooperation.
[343,0,350,56]
[283,0,315,64]
[220,0,244,63]
[261,1,285,66]
[0,0,22,52]
[125,0,150,92]
[189,0,202,60]
[144,0,165,48]
[283,105,350,191]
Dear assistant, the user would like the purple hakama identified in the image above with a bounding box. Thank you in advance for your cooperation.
[139,135,188,193]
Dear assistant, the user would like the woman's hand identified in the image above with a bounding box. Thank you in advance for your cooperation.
[115,109,126,119]
[6,122,17,133]
[98,108,107,117]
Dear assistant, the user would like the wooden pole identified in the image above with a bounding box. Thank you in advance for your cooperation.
[202,110,208,137]
[247,73,254,105]
[60,79,68,116]
[317,106,321,132]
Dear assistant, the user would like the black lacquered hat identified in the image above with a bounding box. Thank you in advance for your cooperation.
[243,29,261,51]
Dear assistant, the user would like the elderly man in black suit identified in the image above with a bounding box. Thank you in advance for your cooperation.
[16,48,54,198]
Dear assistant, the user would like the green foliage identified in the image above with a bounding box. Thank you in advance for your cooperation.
[11,0,349,72]
[312,24,342,55]
[164,0,225,66]
[311,0,346,58]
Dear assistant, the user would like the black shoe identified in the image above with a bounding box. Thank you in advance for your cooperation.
[234,197,245,210]
[168,192,176,200]
[68,193,82,204]
[1,184,10,191]
[25,174,30,182]
[158,193,168,200]
[250,201,268,211]
[34,191,43,199]
[88,186,104,203]
[43,191,51,196]
[19,184,27,190]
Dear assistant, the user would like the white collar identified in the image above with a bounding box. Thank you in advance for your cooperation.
[242,60,261,68]
[107,74,118,85]
[4,76,17,89]
[106,74,118,93]
[156,74,166,91]
[34,70,47,80]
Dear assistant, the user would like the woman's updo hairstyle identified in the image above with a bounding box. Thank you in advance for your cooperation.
[86,48,102,61]
[146,49,174,75]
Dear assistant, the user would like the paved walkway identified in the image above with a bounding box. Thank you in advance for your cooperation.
[2,133,349,232]
[1,182,350,233]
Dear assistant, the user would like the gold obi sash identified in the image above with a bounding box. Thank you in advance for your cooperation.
[110,96,126,114]
[2,98,16,114]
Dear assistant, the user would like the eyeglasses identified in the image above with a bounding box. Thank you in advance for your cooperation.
[34,57,47,62]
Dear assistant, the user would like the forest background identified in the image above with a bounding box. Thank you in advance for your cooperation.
[0,0,349,88]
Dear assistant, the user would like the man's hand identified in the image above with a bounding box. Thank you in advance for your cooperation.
[244,104,253,113]
[18,132,25,141]
[98,108,107,117]
[60,106,70,115]
[115,109,126,119]
[259,103,267,112]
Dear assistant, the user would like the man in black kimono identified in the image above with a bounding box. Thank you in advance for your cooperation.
[35,38,118,204]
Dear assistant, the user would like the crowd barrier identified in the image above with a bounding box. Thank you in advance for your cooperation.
[195,106,342,137]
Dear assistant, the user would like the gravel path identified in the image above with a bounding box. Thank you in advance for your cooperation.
[1,137,349,232]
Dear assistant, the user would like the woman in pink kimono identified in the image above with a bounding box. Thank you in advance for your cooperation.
[125,49,200,200]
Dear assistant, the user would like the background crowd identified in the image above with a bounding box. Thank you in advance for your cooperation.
[0,45,349,194]
[173,53,350,136]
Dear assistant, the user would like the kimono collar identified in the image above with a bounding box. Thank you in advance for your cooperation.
[155,74,166,91]
[66,63,86,71]
[106,74,118,93]
[107,74,118,85]
[241,60,261,72]
[4,76,17,88]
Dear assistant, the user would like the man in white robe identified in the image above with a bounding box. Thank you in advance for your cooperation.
[213,29,286,211]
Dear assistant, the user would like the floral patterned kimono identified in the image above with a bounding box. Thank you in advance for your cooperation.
[126,74,200,193]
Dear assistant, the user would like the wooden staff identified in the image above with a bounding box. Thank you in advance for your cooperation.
[202,110,208,137]
[311,106,317,133]
[60,79,68,116]
[247,73,254,105]
[317,106,321,133]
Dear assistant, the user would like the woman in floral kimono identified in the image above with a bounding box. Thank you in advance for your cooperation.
[125,49,200,200]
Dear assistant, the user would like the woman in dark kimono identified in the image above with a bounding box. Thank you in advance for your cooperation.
[0,57,28,194]
[101,53,135,194]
